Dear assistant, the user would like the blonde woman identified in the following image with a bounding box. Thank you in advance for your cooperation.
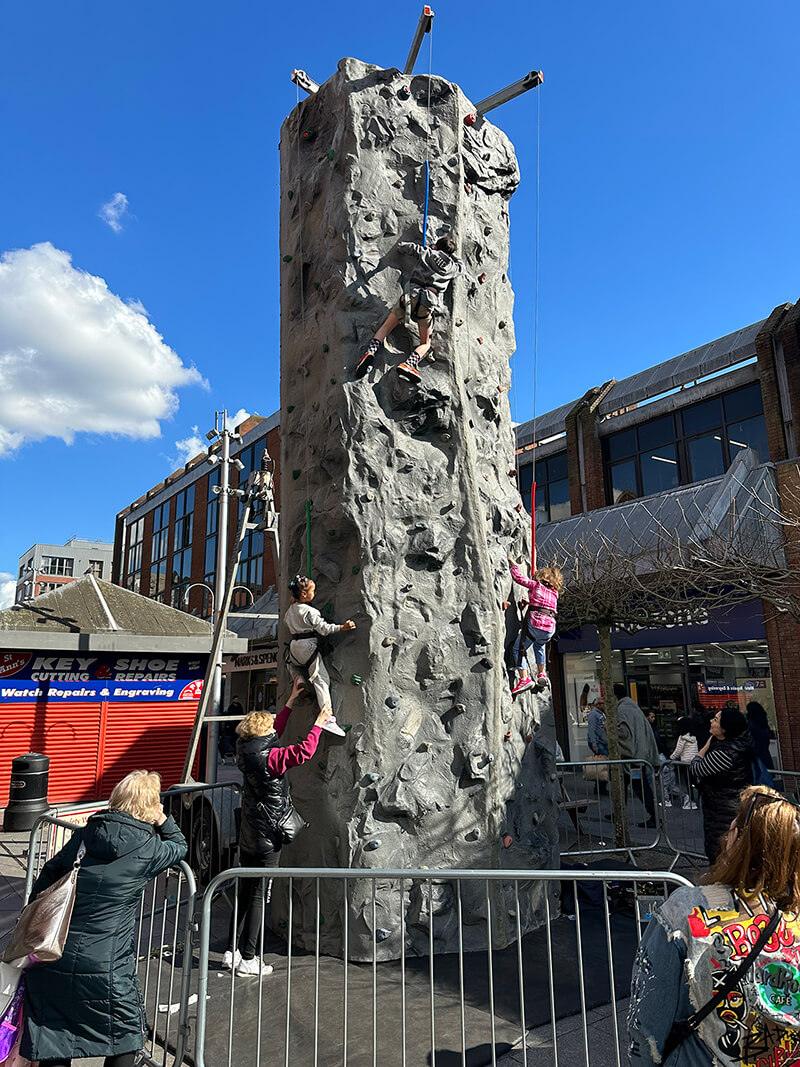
[629,786,800,1064]
[225,676,331,977]
[21,770,186,1067]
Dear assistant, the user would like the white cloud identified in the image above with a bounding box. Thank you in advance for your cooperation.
[0,243,207,457]
[0,573,15,610]
[174,426,205,468]
[98,192,130,233]
[230,408,251,431]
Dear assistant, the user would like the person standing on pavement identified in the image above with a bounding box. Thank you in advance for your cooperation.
[614,683,660,829]
[587,699,609,757]
[691,707,754,864]
[21,770,187,1067]
[225,676,331,977]
[669,716,699,810]
[746,701,775,788]
[219,694,243,760]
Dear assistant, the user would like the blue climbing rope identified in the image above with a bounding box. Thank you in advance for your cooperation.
[422,160,430,247]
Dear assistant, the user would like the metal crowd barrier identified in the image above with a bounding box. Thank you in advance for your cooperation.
[656,760,706,866]
[194,866,692,1067]
[25,810,199,1067]
[556,759,662,861]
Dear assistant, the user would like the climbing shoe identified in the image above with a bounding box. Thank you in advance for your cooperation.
[536,672,549,685]
[321,717,347,738]
[511,677,535,696]
[355,338,381,377]
[397,361,421,382]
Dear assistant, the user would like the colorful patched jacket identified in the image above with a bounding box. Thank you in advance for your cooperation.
[628,884,800,1066]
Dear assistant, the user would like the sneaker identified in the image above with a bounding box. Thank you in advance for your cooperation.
[536,672,548,684]
[396,361,421,382]
[235,957,274,978]
[685,800,698,810]
[221,950,241,971]
[662,799,672,808]
[321,717,346,737]
[511,677,535,696]
[355,339,381,377]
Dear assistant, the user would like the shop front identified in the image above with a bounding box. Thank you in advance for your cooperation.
[557,601,776,762]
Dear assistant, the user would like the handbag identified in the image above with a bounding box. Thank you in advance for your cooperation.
[662,908,781,1061]
[274,802,307,845]
[583,755,609,782]
[0,961,27,1020]
[2,841,86,965]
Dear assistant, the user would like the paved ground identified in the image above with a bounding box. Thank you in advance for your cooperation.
[496,998,630,1065]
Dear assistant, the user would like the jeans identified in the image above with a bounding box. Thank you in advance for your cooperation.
[512,623,551,668]
[629,769,656,820]
[228,846,281,959]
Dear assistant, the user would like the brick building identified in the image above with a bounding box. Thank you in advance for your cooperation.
[113,300,800,765]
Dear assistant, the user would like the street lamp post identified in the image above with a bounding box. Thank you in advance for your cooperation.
[184,583,215,625]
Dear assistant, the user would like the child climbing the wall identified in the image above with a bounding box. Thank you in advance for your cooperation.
[284,575,356,737]
[355,234,462,382]
[507,557,564,695]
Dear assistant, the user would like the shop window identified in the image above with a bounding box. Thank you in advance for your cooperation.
[520,450,569,524]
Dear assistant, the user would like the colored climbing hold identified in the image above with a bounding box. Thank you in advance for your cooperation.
[464,183,472,194]
[502,834,513,849]
[324,603,332,614]
[318,762,327,770]
[330,377,337,385]
[287,190,294,200]
[351,675,362,686]
[504,731,512,742]
[478,272,487,284]
[464,112,477,126]
[287,405,295,413]
[279,919,287,928]
[292,469,302,480]
[326,148,335,160]
[477,337,484,345]
[352,565,361,575]
[283,254,293,263]
[302,128,317,142]
[398,85,411,100]
[342,724,352,733]
[364,839,382,852]
[515,503,523,513]
[327,529,336,537]
[313,282,320,291]
[322,343,329,352]
[508,469,518,478]
[526,733,533,744]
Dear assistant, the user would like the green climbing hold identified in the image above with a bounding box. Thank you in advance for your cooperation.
[302,128,317,142]
[292,469,302,480]
[287,405,295,413]
[342,724,352,733]
[318,762,326,771]
[283,254,293,263]
[330,377,337,384]
[328,529,336,538]
[324,603,333,614]
[352,565,361,575]
[322,343,329,352]
[326,148,335,160]
[351,675,362,686]
[287,190,294,200]
[313,282,320,291]
[279,919,287,928]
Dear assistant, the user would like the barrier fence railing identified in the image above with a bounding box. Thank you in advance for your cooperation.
[556,759,662,860]
[656,760,706,866]
[24,811,199,1067]
[194,866,693,1067]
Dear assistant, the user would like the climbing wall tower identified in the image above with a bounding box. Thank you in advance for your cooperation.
[274,58,559,960]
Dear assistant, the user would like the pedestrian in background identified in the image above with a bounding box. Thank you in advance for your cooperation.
[746,701,775,788]
[691,707,754,864]
[614,683,660,829]
[587,699,608,757]
[21,770,187,1067]
[669,716,699,810]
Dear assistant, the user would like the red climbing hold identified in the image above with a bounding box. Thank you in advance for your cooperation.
[504,731,512,742]
[302,129,317,142]
[464,112,477,126]
[502,834,513,849]
[398,85,411,100]
[464,183,472,194]
[478,272,487,284]
[525,733,533,744]
[477,337,483,345]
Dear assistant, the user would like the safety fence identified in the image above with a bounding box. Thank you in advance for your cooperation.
[656,760,706,866]
[194,866,693,1067]
[556,759,662,861]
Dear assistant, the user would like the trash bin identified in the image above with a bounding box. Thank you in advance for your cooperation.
[3,753,50,832]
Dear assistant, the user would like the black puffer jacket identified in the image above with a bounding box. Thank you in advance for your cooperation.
[691,730,754,863]
[22,811,186,1061]
[237,733,287,856]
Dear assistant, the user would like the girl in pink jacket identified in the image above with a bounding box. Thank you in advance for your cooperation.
[508,559,563,695]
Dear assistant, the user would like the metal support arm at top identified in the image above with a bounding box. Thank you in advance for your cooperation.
[291,69,320,95]
[403,6,434,75]
[475,70,543,115]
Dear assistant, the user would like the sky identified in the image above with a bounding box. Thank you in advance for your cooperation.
[1,0,799,605]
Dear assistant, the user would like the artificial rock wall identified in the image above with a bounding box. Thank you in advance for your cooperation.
[273,58,559,961]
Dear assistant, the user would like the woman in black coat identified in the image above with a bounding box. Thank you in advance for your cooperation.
[690,707,754,865]
[746,699,775,787]
[21,770,187,1067]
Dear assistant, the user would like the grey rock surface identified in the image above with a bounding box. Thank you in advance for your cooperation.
[273,57,559,960]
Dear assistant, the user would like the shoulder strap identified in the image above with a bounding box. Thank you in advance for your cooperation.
[662,908,781,1062]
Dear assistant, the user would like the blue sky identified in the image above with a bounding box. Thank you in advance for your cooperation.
[1,0,799,603]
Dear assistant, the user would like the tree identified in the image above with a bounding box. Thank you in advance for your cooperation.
[537,450,800,847]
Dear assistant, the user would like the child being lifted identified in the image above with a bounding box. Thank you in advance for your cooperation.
[284,575,356,737]
[355,234,462,383]
[507,557,564,696]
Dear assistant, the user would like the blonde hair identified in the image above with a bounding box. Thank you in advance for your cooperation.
[706,785,800,912]
[535,566,564,595]
[236,711,276,740]
[108,770,162,823]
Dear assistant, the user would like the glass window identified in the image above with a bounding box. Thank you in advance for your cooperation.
[549,479,571,521]
[40,556,74,576]
[519,462,534,514]
[610,459,638,503]
[723,383,763,423]
[640,444,679,496]
[637,415,675,452]
[525,450,570,524]
[534,485,547,529]
[727,416,768,463]
[607,428,637,462]
[687,433,725,482]
[204,535,217,577]
[682,396,723,437]
[547,452,568,481]
[562,650,624,760]
[88,560,104,578]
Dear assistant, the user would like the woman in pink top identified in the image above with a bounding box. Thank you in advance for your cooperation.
[508,558,564,695]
